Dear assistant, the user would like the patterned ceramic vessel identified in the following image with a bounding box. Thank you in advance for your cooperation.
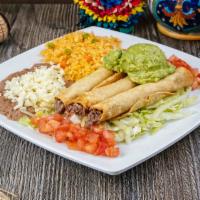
[149,0,200,40]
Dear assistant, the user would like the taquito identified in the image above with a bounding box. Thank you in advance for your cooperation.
[65,77,135,116]
[87,67,194,124]
[94,72,125,88]
[55,68,113,113]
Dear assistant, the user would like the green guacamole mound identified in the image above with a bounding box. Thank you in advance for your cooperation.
[103,43,176,84]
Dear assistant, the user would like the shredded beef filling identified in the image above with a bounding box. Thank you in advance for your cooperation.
[65,103,86,116]
[87,109,102,126]
[55,99,65,114]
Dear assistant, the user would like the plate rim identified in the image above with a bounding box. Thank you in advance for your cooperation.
[0,26,200,175]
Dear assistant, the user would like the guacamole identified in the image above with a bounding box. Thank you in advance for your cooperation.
[103,43,175,84]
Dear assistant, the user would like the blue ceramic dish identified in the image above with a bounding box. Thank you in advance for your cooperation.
[149,0,200,39]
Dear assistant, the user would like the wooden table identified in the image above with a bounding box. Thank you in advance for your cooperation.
[0,4,200,200]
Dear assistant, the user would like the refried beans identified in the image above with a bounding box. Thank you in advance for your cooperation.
[0,63,72,121]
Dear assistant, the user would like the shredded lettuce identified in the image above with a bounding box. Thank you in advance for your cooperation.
[106,88,197,143]
[18,116,33,127]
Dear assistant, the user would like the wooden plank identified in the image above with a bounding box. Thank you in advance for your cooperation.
[0,0,73,3]
[0,4,200,200]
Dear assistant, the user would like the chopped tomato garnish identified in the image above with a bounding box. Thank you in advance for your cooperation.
[56,124,71,131]
[105,147,120,157]
[95,142,107,156]
[47,113,64,122]
[31,117,40,127]
[168,55,200,90]
[84,143,98,154]
[66,141,79,150]
[55,130,67,143]
[47,119,61,129]
[77,138,86,150]
[91,125,104,134]
[33,114,120,157]
[85,133,99,144]
[102,130,116,146]
[38,118,52,134]
[168,55,191,68]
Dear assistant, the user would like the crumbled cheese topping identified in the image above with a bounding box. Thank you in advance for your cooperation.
[4,64,65,113]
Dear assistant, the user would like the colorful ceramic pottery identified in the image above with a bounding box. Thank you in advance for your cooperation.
[74,0,144,33]
[149,0,200,40]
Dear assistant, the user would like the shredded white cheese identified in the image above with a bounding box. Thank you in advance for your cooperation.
[4,64,65,113]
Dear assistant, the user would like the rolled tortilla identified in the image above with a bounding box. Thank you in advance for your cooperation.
[94,72,125,88]
[87,67,194,124]
[55,68,113,113]
[65,77,135,115]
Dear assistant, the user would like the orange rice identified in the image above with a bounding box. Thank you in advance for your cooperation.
[41,31,121,81]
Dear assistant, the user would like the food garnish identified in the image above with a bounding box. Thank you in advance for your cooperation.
[103,43,175,84]
[41,31,120,81]
[1,34,199,159]
[106,89,197,143]
[31,114,120,157]
[168,55,200,90]
[4,64,65,114]
[86,67,193,125]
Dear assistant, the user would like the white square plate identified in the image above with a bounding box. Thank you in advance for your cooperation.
[0,27,200,175]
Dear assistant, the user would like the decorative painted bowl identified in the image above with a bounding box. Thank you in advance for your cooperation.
[149,0,200,40]
[74,0,145,33]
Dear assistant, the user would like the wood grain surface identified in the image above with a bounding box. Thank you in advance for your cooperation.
[0,0,73,3]
[0,4,200,200]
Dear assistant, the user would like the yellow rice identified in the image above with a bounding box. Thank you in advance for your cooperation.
[41,31,121,81]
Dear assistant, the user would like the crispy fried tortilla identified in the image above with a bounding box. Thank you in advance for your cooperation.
[65,77,135,116]
[94,72,125,88]
[55,68,113,113]
[87,67,194,125]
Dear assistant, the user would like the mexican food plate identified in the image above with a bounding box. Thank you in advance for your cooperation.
[0,26,199,175]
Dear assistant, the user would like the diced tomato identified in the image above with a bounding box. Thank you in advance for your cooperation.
[168,55,191,68]
[55,130,67,142]
[85,133,99,144]
[105,147,120,157]
[192,80,200,90]
[31,117,40,127]
[36,114,120,157]
[66,141,79,150]
[47,120,61,129]
[103,130,115,140]
[91,126,103,134]
[69,124,81,134]
[47,114,64,122]
[84,143,98,154]
[192,68,199,76]
[56,124,71,131]
[168,55,194,73]
[61,118,71,124]
[71,127,87,138]
[169,55,200,90]
[65,131,75,141]
[95,142,107,156]
[38,118,54,134]
[78,127,88,136]
[77,138,85,150]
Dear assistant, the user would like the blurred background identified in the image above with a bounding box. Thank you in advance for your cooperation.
[0,0,72,2]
